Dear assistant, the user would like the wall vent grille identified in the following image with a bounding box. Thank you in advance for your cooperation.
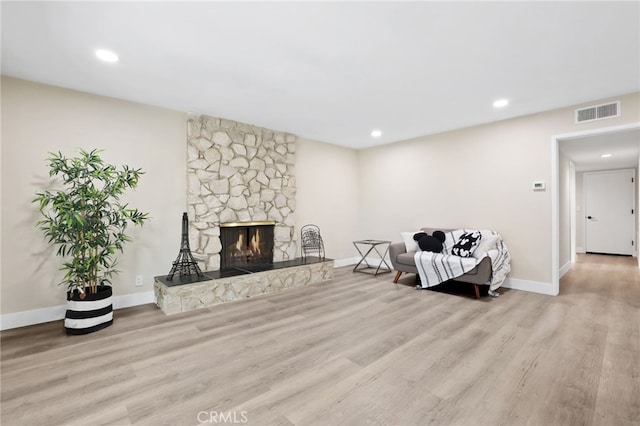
[575,101,620,123]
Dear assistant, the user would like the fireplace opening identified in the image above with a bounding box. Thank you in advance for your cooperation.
[220,221,275,271]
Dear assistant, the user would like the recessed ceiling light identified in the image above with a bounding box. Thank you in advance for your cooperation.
[493,99,509,108]
[601,153,612,158]
[371,129,382,138]
[95,49,119,63]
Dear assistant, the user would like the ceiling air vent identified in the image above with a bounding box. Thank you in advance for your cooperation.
[575,101,620,124]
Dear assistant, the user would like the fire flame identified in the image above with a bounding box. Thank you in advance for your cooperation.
[235,233,244,253]
[249,229,261,255]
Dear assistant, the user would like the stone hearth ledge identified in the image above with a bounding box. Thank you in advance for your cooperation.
[154,260,334,314]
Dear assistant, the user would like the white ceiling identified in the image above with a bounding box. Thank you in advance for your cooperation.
[560,128,640,172]
[1,1,639,149]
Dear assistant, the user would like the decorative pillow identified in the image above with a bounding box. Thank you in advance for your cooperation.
[451,231,482,257]
[401,232,420,252]
[413,231,445,253]
[473,234,499,259]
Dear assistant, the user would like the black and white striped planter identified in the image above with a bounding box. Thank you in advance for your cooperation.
[64,286,113,335]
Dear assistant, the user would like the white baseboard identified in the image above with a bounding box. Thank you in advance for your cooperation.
[112,291,156,310]
[559,261,572,279]
[2,258,392,330]
[0,305,67,331]
[576,246,586,253]
[501,278,558,296]
[0,291,155,331]
[336,258,558,296]
[1,272,557,330]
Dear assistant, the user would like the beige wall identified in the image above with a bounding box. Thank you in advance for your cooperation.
[296,137,360,259]
[357,92,640,285]
[1,76,188,314]
[1,77,362,318]
[2,75,639,318]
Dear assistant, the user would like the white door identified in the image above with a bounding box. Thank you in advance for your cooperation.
[584,169,635,255]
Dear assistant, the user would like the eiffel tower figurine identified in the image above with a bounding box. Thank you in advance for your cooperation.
[167,212,204,281]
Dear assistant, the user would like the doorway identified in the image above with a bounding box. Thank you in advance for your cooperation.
[584,169,635,255]
[551,123,640,295]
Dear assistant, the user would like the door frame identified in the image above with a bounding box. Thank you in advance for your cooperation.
[551,122,640,296]
[583,168,636,256]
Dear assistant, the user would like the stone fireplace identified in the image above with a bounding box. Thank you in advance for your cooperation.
[186,114,297,272]
[220,221,275,270]
[154,115,334,315]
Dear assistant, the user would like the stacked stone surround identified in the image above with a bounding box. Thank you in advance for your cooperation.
[187,114,297,271]
[155,261,334,314]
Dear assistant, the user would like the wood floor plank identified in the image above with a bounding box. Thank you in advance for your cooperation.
[1,255,639,425]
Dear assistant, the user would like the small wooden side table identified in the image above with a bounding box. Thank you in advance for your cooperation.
[352,240,392,275]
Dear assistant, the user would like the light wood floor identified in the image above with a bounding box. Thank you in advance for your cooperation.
[2,254,639,426]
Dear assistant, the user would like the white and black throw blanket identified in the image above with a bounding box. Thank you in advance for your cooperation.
[414,229,511,291]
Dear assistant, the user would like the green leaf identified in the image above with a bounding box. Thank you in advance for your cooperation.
[33,149,150,292]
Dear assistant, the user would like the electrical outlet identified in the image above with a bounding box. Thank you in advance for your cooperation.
[135,275,144,287]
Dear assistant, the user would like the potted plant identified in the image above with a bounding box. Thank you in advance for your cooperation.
[34,149,149,335]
